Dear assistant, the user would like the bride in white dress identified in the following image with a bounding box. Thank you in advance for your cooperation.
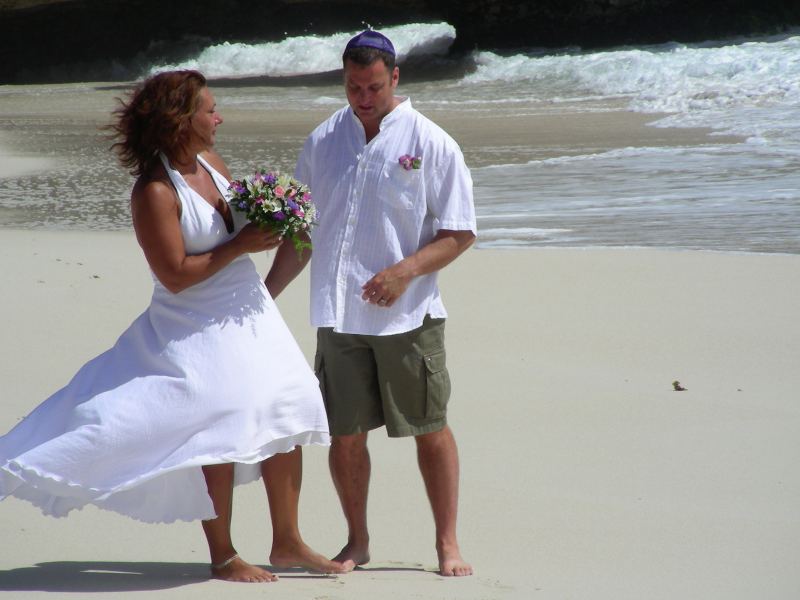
[0,70,345,582]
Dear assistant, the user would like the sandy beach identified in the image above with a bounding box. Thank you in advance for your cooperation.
[0,229,798,599]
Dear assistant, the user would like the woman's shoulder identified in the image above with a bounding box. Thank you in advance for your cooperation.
[200,149,232,180]
[132,166,172,202]
[131,165,179,218]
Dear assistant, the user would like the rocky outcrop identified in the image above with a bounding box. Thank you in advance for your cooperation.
[1,0,798,83]
[439,0,800,50]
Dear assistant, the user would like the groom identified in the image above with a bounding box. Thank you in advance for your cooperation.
[294,30,475,576]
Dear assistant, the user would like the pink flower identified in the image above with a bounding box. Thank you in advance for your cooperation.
[398,154,422,170]
[274,185,286,197]
[286,187,297,198]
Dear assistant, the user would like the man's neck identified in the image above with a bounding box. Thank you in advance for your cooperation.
[360,97,402,143]
[363,123,380,143]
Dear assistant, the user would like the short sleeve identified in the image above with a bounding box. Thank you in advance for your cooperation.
[426,139,477,235]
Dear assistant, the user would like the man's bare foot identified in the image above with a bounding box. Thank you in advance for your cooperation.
[332,541,370,572]
[270,540,348,574]
[210,555,278,583]
[437,543,473,577]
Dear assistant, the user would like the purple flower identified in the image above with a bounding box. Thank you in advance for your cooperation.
[265,173,277,185]
[238,201,247,209]
[287,200,299,211]
[272,211,286,221]
[229,181,247,195]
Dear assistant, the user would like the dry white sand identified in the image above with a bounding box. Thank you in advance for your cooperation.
[0,229,798,599]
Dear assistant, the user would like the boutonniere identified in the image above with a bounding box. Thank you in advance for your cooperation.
[398,154,422,170]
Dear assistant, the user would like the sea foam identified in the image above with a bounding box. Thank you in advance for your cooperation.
[460,33,800,139]
[149,22,456,79]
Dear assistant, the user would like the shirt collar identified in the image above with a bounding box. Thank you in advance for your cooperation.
[348,96,412,133]
[380,96,411,129]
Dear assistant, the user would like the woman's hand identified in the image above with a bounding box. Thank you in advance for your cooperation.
[234,224,284,254]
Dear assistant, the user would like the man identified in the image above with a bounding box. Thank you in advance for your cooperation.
[295,30,475,577]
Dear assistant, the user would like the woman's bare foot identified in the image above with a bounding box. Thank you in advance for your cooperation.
[210,555,278,583]
[437,543,473,577]
[332,541,370,572]
[270,540,348,574]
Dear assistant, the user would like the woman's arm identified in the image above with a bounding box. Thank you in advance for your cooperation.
[131,176,282,294]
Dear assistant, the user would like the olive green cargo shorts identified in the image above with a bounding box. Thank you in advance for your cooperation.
[314,315,451,438]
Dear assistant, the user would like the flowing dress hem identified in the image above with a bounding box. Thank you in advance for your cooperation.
[0,429,330,524]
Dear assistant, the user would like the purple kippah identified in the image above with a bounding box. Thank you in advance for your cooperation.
[344,30,396,56]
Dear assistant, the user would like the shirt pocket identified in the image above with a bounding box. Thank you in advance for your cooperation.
[380,162,423,211]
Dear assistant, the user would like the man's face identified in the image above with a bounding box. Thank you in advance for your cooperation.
[344,59,399,129]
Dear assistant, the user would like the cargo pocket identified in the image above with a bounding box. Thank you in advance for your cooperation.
[423,349,450,419]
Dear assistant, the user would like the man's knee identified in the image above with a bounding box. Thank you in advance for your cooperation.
[332,432,369,452]
[414,424,453,448]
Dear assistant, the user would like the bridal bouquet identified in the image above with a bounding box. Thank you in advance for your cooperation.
[228,170,317,256]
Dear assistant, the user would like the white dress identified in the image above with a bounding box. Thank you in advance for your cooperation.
[0,154,330,523]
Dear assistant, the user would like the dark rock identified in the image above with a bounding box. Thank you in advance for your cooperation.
[1,0,798,83]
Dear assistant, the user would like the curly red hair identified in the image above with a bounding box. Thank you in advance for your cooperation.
[109,70,207,176]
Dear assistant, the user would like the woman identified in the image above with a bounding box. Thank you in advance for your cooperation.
[0,70,343,582]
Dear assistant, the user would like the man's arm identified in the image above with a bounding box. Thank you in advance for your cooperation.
[361,229,475,307]
[264,233,312,298]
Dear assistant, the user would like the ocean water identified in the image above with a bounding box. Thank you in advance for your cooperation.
[1,22,798,254]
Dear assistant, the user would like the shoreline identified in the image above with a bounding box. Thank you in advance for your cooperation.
[1,82,793,253]
[216,103,744,169]
[3,228,799,258]
[0,86,742,179]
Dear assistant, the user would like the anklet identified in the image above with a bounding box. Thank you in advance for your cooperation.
[211,553,239,570]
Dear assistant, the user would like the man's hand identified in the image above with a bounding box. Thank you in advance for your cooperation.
[361,229,475,308]
[361,264,412,308]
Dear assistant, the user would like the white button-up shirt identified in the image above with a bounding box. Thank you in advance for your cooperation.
[296,98,476,335]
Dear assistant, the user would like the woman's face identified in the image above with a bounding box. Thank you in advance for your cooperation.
[190,87,223,150]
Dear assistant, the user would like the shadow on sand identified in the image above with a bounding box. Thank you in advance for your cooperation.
[0,560,429,592]
[0,561,209,593]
